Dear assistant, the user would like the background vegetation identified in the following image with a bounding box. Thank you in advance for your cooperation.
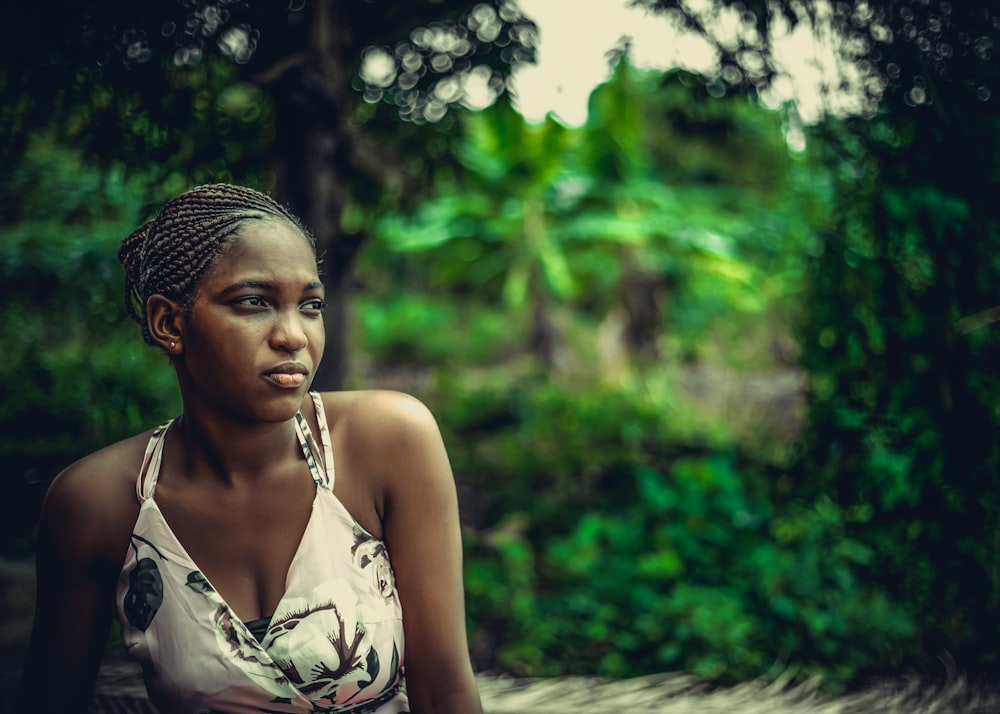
[2,0,999,694]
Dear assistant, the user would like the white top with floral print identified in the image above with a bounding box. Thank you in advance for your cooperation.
[115,392,409,713]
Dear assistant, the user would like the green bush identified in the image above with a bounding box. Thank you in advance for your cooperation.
[0,138,179,554]
[798,107,1000,677]
[354,294,528,369]
[438,376,916,688]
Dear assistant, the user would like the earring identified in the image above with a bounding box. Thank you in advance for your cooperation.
[169,341,177,349]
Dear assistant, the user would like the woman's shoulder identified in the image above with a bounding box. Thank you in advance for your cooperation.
[41,430,155,564]
[313,389,451,497]
[49,430,153,502]
[315,389,440,442]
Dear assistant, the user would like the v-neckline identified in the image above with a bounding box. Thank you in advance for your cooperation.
[138,408,329,646]
[142,484,319,646]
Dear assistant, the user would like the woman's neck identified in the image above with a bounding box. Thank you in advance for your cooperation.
[169,408,303,486]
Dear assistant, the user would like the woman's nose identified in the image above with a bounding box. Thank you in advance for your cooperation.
[270,311,309,352]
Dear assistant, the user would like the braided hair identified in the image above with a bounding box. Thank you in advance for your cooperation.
[118,183,315,345]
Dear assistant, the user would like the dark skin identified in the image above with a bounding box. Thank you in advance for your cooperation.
[17,220,482,713]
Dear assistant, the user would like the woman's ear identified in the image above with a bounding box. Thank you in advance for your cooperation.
[146,294,185,356]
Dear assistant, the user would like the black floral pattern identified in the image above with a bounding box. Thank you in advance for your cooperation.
[351,527,397,602]
[123,556,163,631]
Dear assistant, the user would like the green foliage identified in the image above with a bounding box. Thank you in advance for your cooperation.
[376,100,579,308]
[798,91,1000,673]
[0,137,179,494]
[439,376,915,687]
[353,293,528,369]
[351,61,935,687]
[366,63,815,368]
[355,52,1000,687]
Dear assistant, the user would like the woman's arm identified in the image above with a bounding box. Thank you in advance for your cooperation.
[346,391,482,714]
[16,451,139,712]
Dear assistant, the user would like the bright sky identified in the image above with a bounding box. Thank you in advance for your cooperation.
[509,0,868,127]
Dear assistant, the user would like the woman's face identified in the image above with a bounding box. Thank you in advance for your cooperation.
[175,218,326,423]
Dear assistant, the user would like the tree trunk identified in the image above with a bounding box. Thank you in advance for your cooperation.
[268,1,362,390]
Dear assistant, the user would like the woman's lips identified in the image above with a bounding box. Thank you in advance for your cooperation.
[263,363,309,388]
[264,372,306,388]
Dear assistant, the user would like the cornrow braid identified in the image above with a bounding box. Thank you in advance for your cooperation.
[118,183,315,345]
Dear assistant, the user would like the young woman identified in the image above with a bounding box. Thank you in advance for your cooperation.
[16,184,482,713]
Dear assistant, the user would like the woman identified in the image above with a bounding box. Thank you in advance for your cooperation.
[16,184,482,713]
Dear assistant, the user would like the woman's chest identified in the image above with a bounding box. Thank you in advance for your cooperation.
[118,491,407,711]
[154,473,317,619]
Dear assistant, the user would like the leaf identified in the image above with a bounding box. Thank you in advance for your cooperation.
[502,262,531,308]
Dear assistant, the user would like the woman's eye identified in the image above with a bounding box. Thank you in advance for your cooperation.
[235,296,267,308]
[301,299,327,313]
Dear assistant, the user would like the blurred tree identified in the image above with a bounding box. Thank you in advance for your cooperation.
[636,0,1000,673]
[633,1,999,120]
[376,97,576,365]
[577,49,802,365]
[373,55,809,372]
[0,0,536,388]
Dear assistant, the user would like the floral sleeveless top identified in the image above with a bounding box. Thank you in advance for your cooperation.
[115,393,409,713]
